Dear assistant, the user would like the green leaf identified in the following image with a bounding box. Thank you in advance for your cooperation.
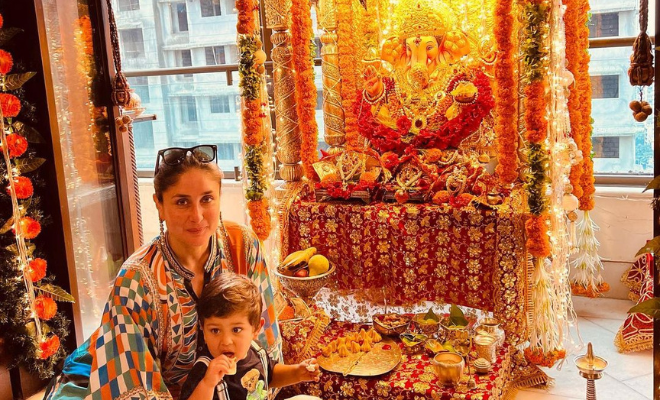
[5,243,35,254]
[642,175,660,193]
[636,236,660,257]
[423,307,439,322]
[4,72,36,91]
[13,121,44,143]
[15,158,46,174]
[0,28,22,47]
[628,298,660,318]
[36,284,75,303]
[449,304,468,326]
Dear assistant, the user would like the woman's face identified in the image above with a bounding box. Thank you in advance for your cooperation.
[154,168,221,250]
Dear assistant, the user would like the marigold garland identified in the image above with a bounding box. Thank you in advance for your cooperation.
[336,0,359,149]
[576,0,594,211]
[564,0,584,200]
[290,0,319,180]
[524,347,566,368]
[0,49,13,74]
[15,216,41,240]
[0,93,21,118]
[236,0,272,240]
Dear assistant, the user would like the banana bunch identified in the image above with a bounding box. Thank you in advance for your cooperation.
[278,247,319,277]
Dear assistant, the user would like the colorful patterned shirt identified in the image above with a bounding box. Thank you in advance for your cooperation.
[45,222,281,400]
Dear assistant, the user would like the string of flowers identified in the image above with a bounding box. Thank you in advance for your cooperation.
[336,0,360,149]
[237,0,272,240]
[564,0,584,201]
[493,0,519,185]
[520,0,569,367]
[0,14,72,378]
[291,0,319,180]
[567,0,607,297]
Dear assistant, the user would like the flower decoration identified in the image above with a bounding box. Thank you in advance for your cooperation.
[247,199,272,240]
[27,258,47,282]
[524,346,566,368]
[0,49,13,74]
[396,116,412,134]
[5,133,28,157]
[15,217,41,240]
[291,0,319,178]
[39,335,60,360]
[34,296,57,321]
[0,93,21,118]
[380,152,400,170]
[336,0,359,149]
[8,176,33,199]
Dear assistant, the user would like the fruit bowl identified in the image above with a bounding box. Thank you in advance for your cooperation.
[275,264,336,301]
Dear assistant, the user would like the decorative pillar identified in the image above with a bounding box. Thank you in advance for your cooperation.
[318,0,346,154]
[264,0,303,182]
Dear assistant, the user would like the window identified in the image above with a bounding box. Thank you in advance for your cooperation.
[201,0,222,17]
[592,136,620,158]
[181,96,198,122]
[174,3,188,32]
[588,12,619,38]
[210,96,230,113]
[205,46,226,65]
[179,49,193,78]
[119,29,144,59]
[218,143,240,159]
[133,121,154,148]
[118,0,140,11]
[591,75,619,99]
[128,76,150,103]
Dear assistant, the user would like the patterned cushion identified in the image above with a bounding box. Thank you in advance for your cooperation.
[615,254,653,353]
[621,253,653,302]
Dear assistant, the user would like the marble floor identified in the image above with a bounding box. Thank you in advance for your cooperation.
[516,297,653,400]
[22,297,653,400]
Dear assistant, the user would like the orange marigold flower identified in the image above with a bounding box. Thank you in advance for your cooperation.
[321,172,340,184]
[35,295,57,320]
[0,93,21,118]
[524,347,566,368]
[0,14,4,29]
[8,176,34,199]
[39,335,60,359]
[27,258,47,282]
[15,217,41,239]
[0,49,13,74]
[432,190,451,205]
[424,148,443,163]
[394,190,409,204]
[5,133,28,157]
[247,199,271,241]
[525,214,551,258]
[358,170,378,185]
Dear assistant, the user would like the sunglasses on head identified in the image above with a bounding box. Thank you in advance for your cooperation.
[154,145,218,175]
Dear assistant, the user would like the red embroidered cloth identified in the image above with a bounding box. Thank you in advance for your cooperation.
[278,321,514,400]
[283,200,529,343]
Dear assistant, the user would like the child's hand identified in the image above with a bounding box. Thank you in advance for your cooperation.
[297,358,321,382]
[202,355,236,387]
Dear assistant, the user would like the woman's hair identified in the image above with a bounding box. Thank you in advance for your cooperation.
[197,272,263,329]
[153,154,223,202]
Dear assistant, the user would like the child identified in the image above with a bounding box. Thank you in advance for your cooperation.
[180,273,320,400]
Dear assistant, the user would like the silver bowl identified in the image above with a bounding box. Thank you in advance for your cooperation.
[274,264,336,301]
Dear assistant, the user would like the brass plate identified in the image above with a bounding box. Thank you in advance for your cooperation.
[317,338,402,377]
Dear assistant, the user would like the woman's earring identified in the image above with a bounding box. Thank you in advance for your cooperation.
[159,219,165,246]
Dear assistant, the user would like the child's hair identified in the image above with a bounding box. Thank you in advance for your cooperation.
[198,272,262,329]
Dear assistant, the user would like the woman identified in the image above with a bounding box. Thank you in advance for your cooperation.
[45,145,281,399]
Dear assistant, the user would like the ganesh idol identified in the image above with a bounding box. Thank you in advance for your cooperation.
[355,0,495,157]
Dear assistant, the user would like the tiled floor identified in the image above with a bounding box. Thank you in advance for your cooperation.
[20,298,655,400]
[516,297,653,400]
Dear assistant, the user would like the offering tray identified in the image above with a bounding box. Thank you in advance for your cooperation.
[317,337,401,376]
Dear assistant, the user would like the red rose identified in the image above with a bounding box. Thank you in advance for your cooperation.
[27,258,47,282]
[0,49,13,74]
[39,335,60,359]
[0,93,21,118]
[8,176,33,199]
[34,295,57,320]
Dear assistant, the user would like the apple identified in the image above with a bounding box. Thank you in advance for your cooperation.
[294,268,309,277]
